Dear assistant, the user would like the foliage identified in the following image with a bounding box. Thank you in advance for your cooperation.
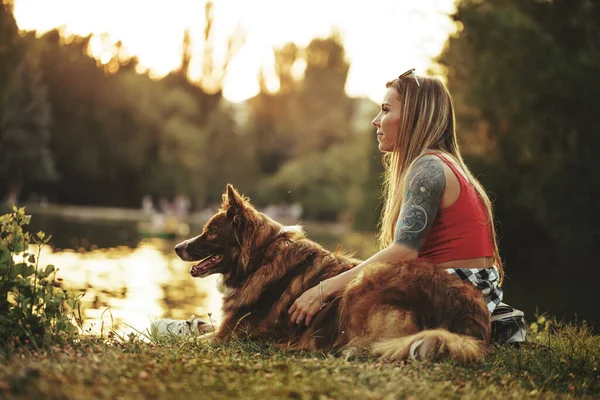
[0,1,20,112]
[0,207,82,347]
[0,35,57,199]
[247,34,354,177]
[258,136,370,221]
[0,0,249,208]
[0,3,56,201]
[439,0,600,253]
[0,3,378,222]
[246,34,381,220]
[351,132,385,232]
[436,0,600,323]
[0,320,598,398]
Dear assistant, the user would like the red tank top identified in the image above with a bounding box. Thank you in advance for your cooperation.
[418,153,494,264]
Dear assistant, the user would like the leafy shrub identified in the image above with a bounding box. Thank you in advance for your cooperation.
[0,206,83,347]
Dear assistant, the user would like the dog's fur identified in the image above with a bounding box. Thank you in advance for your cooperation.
[175,185,491,363]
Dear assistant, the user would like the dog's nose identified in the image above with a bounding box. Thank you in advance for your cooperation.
[175,242,186,256]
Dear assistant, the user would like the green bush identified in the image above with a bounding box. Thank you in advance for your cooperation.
[0,206,82,347]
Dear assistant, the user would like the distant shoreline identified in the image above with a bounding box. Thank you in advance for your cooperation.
[2,203,208,223]
[1,203,350,235]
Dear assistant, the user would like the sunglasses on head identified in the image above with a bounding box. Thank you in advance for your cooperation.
[399,68,420,87]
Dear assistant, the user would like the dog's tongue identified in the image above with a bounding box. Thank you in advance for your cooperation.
[190,255,222,277]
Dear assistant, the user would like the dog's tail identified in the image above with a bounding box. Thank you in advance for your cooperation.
[371,328,486,364]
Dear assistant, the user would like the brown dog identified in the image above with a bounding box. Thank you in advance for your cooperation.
[175,184,490,363]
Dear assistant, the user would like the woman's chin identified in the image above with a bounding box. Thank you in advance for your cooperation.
[378,142,392,153]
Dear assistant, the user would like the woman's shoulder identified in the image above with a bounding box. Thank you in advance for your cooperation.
[409,152,446,175]
[406,153,446,189]
[416,151,463,178]
[415,153,443,164]
[418,150,453,163]
[411,152,462,208]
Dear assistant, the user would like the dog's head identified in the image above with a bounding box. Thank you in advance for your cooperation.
[175,184,280,281]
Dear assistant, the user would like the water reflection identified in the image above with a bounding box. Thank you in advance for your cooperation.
[37,239,224,336]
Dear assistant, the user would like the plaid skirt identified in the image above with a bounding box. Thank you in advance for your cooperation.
[445,266,503,313]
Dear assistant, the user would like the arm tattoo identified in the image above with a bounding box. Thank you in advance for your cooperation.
[394,155,446,251]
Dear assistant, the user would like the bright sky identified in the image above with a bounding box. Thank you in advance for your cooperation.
[13,0,457,103]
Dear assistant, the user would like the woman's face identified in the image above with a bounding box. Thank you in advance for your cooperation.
[371,87,402,152]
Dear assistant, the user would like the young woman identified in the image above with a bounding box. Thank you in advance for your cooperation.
[289,69,504,327]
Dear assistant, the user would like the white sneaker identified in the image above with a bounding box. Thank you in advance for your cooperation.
[150,315,212,338]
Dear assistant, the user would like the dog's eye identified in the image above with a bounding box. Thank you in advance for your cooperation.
[208,227,217,235]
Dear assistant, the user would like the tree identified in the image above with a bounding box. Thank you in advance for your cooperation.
[243,44,301,175]
[274,43,299,95]
[247,33,354,174]
[0,36,57,202]
[437,0,600,323]
[30,19,251,208]
[0,0,20,104]
[260,139,365,220]
[243,32,385,221]
[164,1,246,118]
[350,99,385,231]
[293,33,352,155]
[35,31,149,206]
[0,1,25,202]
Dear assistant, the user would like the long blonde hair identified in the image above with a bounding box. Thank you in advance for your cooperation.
[376,74,504,284]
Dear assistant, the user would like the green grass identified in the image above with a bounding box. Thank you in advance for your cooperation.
[0,320,598,399]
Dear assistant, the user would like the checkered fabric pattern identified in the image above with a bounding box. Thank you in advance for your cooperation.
[445,266,503,313]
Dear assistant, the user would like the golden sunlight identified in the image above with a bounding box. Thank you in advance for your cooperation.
[13,0,456,102]
[99,52,112,65]
[36,242,224,336]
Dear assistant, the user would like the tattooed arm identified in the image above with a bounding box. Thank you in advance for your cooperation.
[311,155,447,303]
[394,155,446,251]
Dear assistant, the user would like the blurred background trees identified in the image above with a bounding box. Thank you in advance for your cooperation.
[436,0,599,321]
[0,33,57,202]
[1,1,371,217]
[0,0,598,322]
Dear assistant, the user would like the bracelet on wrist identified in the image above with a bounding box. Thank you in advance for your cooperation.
[318,281,329,311]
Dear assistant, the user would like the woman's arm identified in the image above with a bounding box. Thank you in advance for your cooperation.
[320,243,417,299]
[288,244,417,326]
[324,154,446,299]
[289,154,446,325]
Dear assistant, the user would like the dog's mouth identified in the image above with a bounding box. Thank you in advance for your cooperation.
[190,254,223,277]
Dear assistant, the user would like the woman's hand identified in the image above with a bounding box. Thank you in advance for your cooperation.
[288,283,323,326]
[288,244,417,326]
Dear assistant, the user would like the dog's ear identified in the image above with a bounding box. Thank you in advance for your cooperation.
[223,184,255,271]
[224,184,245,219]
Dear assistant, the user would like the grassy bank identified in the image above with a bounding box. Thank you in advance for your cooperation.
[0,320,598,399]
